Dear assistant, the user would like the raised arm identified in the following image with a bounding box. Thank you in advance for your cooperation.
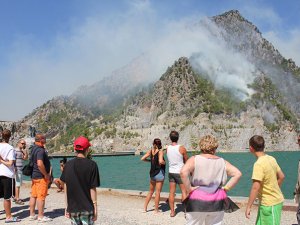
[141,150,151,162]
[22,149,28,160]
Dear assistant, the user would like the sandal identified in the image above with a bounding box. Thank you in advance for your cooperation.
[15,199,24,205]
[5,217,21,223]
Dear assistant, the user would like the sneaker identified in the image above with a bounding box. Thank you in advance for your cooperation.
[29,215,38,221]
[37,216,52,223]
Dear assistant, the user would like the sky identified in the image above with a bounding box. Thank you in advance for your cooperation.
[0,0,299,121]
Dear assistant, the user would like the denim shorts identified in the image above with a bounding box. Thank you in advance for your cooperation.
[15,170,23,187]
[151,169,165,181]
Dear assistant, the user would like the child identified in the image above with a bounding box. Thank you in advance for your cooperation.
[245,135,285,225]
[54,157,67,192]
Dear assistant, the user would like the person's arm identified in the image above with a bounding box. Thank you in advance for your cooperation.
[180,146,189,163]
[90,187,97,221]
[277,169,285,187]
[0,158,14,167]
[158,150,165,165]
[180,156,195,196]
[63,183,70,218]
[223,160,242,191]
[245,180,261,219]
[22,149,28,160]
[141,150,151,162]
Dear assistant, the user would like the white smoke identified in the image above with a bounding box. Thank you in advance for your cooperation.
[0,1,297,120]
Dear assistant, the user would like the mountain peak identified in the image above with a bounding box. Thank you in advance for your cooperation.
[218,10,243,19]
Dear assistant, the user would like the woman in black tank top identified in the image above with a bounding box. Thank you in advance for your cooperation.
[141,138,165,213]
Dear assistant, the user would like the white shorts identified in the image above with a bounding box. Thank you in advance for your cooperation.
[15,170,23,187]
[186,211,224,225]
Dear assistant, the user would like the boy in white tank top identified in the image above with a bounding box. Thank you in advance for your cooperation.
[166,131,188,217]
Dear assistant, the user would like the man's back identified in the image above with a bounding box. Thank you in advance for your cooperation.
[252,154,284,206]
[167,144,184,174]
[61,157,100,213]
[0,143,15,177]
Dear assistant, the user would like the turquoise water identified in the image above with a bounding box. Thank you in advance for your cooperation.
[47,152,298,199]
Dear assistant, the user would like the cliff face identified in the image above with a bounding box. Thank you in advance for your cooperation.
[9,10,300,153]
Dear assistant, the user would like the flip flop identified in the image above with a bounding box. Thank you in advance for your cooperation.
[5,217,21,223]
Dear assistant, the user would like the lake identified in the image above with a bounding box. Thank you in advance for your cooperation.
[46,151,299,199]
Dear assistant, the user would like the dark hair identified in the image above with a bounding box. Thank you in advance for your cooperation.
[60,157,67,164]
[1,129,11,142]
[153,138,162,149]
[169,131,179,142]
[249,135,265,152]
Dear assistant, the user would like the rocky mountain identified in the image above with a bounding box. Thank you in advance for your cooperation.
[5,10,299,152]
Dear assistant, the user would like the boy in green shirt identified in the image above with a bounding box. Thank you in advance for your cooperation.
[245,135,285,225]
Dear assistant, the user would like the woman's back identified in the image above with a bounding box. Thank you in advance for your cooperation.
[192,155,227,193]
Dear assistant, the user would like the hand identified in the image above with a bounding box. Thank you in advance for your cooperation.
[45,174,51,181]
[190,186,199,193]
[65,209,70,218]
[93,209,97,221]
[245,207,251,219]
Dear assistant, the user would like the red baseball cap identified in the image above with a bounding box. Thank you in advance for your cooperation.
[74,136,91,151]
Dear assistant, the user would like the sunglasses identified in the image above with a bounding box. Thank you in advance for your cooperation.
[21,143,26,145]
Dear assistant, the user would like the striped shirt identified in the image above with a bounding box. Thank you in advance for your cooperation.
[15,148,25,171]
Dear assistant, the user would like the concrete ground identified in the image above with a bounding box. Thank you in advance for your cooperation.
[0,185,298,225]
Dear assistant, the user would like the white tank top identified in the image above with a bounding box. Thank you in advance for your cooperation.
[167,144,184,173]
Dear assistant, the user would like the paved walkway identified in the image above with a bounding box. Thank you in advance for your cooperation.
[0,186,298,224]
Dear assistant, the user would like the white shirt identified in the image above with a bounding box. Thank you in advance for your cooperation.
[167,144,184,173]
[0,143,15,178]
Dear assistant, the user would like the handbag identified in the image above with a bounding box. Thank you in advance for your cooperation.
[22,146,37,176]
[223,196,239,213]
[22,163,33,176]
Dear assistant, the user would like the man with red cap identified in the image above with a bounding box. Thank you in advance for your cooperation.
[60,136,100,225]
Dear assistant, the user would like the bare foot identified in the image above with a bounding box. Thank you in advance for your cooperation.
[170,212,175,217]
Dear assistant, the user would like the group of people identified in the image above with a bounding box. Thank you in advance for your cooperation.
[141,130,291,225]
[0,127,299,225]
[0,129,100,224]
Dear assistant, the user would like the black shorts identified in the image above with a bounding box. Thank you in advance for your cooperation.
[168,173,183,184]
[0,176,15,200]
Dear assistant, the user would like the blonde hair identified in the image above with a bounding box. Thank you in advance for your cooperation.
[199,135,218,154]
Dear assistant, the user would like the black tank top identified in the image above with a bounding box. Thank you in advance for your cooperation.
[150,150,165,177]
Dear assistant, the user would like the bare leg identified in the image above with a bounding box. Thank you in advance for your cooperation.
[144,180,155,212]
[179,183,187,201]
[169,182,176,216]
[29,197,36,216]
[15,186,20,200]
[4,199,12,219]
[154,181,164,212]
[37,199,45,218]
